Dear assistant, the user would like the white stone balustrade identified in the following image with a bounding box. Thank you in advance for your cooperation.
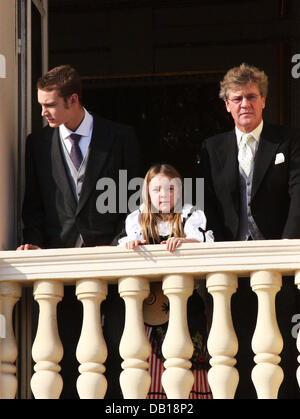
[161,274,194,398]
[250,271,284,399]
[31,280,64,399]
[206,272,239,399]
[0,282,21,399]
[0,241,299,399]
[119,276,151,399]
[75,279,108,399]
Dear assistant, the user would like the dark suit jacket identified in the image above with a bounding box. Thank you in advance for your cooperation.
[22,113,144,248]
[199,121,300,241]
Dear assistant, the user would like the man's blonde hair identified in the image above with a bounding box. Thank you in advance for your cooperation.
[219,63,268,101]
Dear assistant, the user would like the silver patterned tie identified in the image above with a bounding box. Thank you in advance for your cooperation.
[238,134,254,177]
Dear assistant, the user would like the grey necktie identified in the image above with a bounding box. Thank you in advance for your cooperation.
[69,133,83,171]
[238,134,254,177]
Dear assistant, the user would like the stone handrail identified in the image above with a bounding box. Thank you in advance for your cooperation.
[0,240,300,399]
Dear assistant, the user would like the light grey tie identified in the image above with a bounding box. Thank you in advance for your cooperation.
[238,134,254,177]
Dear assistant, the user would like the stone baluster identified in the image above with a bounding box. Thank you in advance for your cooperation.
[206,272,239,399]
[295,271,300,389]
[250,270,283,399]
[31,281,64,399]
[76,279,108,399]
[0,282,21,399]
[118,276,151,399]
[161,274,194,399]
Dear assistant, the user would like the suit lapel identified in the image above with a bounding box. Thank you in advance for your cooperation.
[251,123,281,199]
[213,130,240,238]
[76,116,111,214]
[216,130,240,205]
[51,128,77,212]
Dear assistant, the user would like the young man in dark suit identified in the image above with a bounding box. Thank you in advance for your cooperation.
[200,63,300,398]
[18,65,144,398]
[19,65,143,250]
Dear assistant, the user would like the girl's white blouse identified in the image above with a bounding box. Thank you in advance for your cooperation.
[118,203,214,245]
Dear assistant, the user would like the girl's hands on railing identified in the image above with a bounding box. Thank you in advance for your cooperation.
[125,238,198,252]
[160,237,198,253]
[125,240,147,250]
[17,243,42,250]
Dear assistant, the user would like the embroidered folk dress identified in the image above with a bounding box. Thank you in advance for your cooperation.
[118,204,214,399]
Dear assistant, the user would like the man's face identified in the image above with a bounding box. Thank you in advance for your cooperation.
[38,89,73,128]
[225,82,266,133]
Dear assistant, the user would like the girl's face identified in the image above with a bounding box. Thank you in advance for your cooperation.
[148,174,180,213]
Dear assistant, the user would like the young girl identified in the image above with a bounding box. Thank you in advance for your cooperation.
[118,163,213,399]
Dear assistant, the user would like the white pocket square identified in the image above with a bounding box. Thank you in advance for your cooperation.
[275,153,285,165]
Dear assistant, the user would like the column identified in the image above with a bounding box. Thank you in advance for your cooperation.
[76,279,108,399]
[31,280,64,399]
[206,272,239,399]
[119,276,151,399]
[0,282,21,399]
[251,270,283,399]
[161,274,194,399]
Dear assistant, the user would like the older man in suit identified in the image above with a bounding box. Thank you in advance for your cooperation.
[18,65,144,398]
[200,63,300,398]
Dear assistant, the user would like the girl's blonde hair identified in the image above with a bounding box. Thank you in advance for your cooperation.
[140,163,185,243]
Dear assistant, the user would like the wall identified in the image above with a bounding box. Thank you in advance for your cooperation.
[0,0,18,249]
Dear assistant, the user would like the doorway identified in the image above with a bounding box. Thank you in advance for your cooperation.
[82,71,233,181]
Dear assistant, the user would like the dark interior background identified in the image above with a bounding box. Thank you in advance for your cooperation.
[46,0,300,178]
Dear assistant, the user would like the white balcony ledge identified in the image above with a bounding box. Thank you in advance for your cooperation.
[1,239,300,282]
[0,240,300,399]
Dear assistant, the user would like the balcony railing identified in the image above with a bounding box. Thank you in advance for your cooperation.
[0,240,300,399]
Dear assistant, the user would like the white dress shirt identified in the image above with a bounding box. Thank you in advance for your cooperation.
[59,108,93,158]
[235,119,264,156]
